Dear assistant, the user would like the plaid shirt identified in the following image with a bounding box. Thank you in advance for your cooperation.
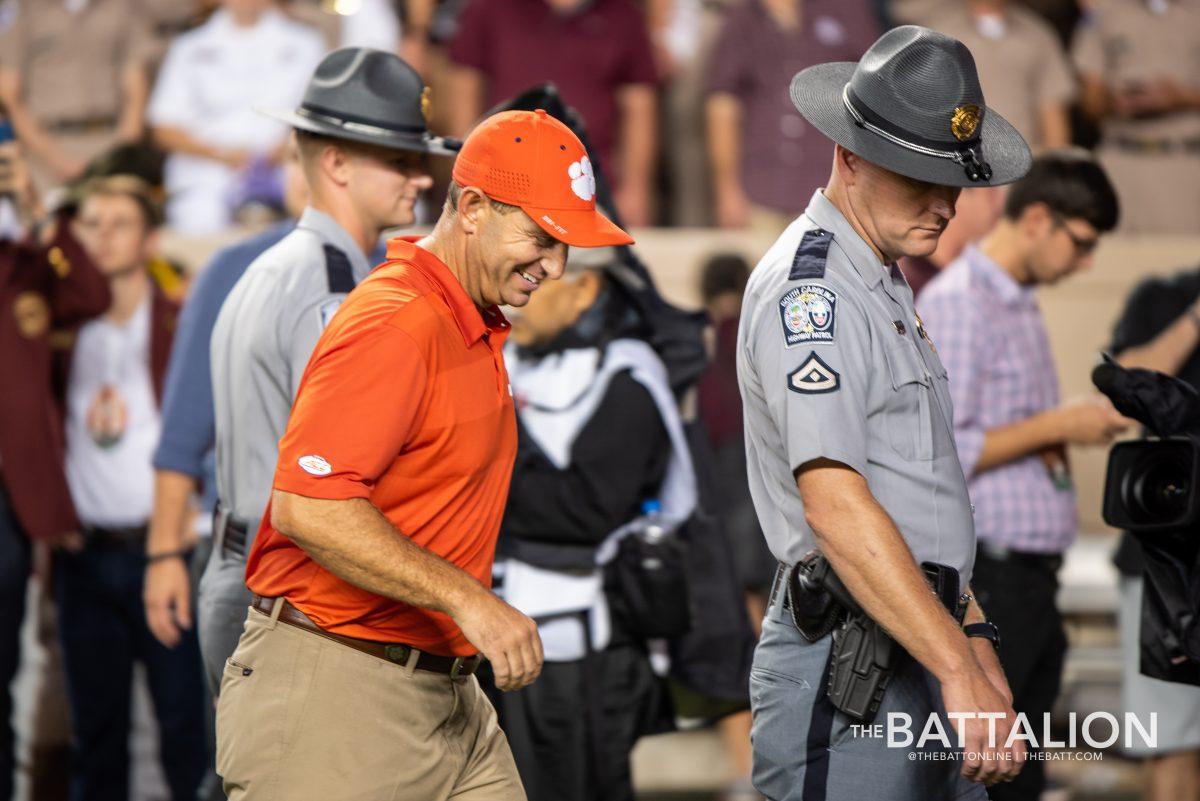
[918,246,1077,554]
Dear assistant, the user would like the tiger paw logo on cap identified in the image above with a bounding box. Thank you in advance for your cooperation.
[451,109,634,248]
[298,454,332,476]
[568,156,595,202]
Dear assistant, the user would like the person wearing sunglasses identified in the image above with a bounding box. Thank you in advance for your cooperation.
[918,149,1130,801]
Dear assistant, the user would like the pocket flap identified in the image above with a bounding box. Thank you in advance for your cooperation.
[886,341,931,389]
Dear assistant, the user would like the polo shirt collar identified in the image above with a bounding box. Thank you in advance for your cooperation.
[962,244,1034,306]
[297,207,371,284]
[386,236,509,347]
[804,190,904,291]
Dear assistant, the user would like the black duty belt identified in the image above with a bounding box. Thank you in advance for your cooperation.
[213,503,249,559]
[772,558,968,625]
[251,595,480,679]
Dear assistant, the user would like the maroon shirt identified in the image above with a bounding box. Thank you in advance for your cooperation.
[707,0,878,214]
[0,222,108,540]
[449,0,658,184]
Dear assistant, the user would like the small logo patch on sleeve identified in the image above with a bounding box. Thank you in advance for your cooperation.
[318,299,342,330]
[298,455,332,476]
[779,284,837,347]
[787,352,840,394]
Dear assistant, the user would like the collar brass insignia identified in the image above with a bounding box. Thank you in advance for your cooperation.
[951,104,981,142]
[420,87,432,125]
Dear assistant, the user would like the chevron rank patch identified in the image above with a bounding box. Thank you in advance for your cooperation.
[787,352,840,394]
[779,284,837,347]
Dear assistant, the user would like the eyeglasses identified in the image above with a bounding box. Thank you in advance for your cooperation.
[1050,211,1099,257]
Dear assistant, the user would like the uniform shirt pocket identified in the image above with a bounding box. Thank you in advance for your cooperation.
[885,340,934,461]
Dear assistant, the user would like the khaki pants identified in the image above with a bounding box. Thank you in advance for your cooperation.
[215,606,526,801]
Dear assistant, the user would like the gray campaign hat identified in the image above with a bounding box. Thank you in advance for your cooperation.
[790,25,1031,187]
[264,47,458,156]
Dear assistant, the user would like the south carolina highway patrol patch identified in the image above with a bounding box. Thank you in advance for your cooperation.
[787,352,840,394]
[779,284,837,347]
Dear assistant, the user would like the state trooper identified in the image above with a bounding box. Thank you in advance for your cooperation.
[198,48,455,692]
[736,27,1035,800]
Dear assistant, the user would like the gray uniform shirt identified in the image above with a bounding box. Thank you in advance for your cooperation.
[210,208,371,525]
[737,190,977,586]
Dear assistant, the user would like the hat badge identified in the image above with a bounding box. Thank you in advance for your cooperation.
[420,87,432,124]
[951,104,981,142]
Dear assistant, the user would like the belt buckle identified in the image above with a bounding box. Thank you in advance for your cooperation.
[449,657,465,680]
[385,644,412,665]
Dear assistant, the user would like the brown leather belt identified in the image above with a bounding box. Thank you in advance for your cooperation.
[251,595,480,678]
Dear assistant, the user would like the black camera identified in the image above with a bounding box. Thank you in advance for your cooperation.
[1094,355,1200,685]
[1103,438,1200,531]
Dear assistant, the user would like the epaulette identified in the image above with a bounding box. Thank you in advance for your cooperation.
[787,228,833,280]
[323,244,355,293]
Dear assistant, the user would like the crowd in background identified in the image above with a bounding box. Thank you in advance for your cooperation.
[2,1,1199,801]
[1,0,1198,239]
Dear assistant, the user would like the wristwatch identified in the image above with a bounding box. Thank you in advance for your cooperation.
[964,622,1001,652]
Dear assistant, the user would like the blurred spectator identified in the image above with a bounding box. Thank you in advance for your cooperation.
[136,0,208,70]
[657,0,731,226]
[694,252,766,801]
[706,0,878,234]
[1072,0,1200,234]
[287,0,402,53]
[0,139,110,801]
[917,0,1074,150]
[446,0,659,226]
[1110,264,1200,801]
[495,245,688,801]
[147,0,325,233]
[898,186,1005,298]
[918,151,1127,801]
[0,0,153,194]
[60,175,206,801]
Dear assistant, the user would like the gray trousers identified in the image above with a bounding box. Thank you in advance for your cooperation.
[750,587,989,801]
[197,528,254,697]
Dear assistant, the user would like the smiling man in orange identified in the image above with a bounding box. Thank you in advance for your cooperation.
[214,109,632,801]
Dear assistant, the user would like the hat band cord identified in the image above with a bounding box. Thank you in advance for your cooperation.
[841,86,992,182]
[295,106,428,138]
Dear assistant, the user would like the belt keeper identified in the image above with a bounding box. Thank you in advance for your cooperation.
[268,596,284,629]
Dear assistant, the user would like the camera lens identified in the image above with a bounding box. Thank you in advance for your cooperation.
[1125,451,1191,524]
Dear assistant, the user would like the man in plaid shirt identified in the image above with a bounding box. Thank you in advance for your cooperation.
[918,150,1129,801]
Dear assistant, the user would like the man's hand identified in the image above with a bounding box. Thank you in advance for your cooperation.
[144,556,193,648]
[47,530,84,553]
[940,665,1026,786]
[714,182,750,229]
[1055,395,1132,445]
[452,588,543,692]
[970,637,1013,706]
[615,181,652,228]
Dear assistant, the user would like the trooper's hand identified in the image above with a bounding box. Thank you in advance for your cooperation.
[940,667,1026,786]
[144,556,192,648]
[454,589,543,691]
[1057,395,1133,446]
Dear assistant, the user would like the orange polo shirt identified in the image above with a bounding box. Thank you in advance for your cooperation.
[245,236,516,656]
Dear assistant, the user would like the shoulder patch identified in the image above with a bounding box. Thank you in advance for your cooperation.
[323,244,355,293]
[787,352,840,394]
[778,284,837,347]
[788,228,833,280]
[318,298,342,330]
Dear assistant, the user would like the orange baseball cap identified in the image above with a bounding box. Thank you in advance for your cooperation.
[452,109,634,248]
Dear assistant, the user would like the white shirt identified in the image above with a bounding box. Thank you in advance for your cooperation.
[65,295,159,527]
[147,8,326,233]
[336,0,400,50]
